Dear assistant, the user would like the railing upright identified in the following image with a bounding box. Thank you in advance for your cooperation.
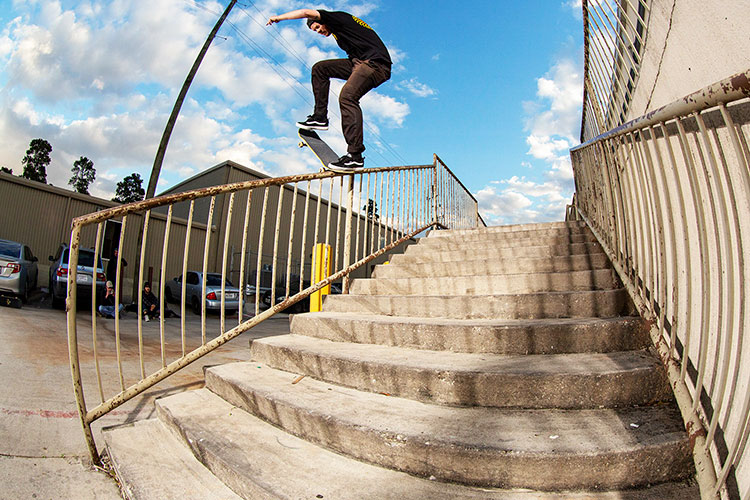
[66,160,481,465]
[571,69,750,499]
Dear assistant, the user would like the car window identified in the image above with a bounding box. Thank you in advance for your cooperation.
[187,273,199,285]
[62,249,102,268]
[206,274,233,287]
[24,246,34,261]
[54,245,63,261]
[0,241,20,259]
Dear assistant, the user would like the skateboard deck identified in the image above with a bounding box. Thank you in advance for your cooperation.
[298,129,339,172]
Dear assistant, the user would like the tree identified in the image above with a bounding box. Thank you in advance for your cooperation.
[69,156,96,194]
[364,199,379,220]
[21,138,52,183]
[113,173,145,203]
[0,167,11,174]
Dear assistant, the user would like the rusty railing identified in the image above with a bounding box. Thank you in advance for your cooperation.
[581,0,650,142]
[66,155,482,463]
[570,69,750,499]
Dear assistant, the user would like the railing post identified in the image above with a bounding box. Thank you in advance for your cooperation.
[432,154,439,226]
[343,174,355,294]
[66,223,100,465]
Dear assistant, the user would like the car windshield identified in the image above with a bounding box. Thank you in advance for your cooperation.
[62,249,103,269]
[0,241,21,259]
[206,274,233,287]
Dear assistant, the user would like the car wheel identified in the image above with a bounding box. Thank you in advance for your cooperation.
[191,296,201,315]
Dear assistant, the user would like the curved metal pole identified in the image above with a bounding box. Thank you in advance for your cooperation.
[145,0,238,199]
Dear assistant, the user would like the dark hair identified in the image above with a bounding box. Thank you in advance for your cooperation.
[143,282,151,288]
[306,17,316,28]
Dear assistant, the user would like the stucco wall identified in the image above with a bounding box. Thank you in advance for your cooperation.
[628,0,750,119]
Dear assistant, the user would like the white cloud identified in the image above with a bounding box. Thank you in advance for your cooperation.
[397,78,436,98]
[0,0,419,198]
[361,91,410,128]
[475,57,581,225]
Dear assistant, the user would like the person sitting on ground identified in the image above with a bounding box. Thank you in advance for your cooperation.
[141,282,158,322]
[98,281,124,318]
[140,282,179,321]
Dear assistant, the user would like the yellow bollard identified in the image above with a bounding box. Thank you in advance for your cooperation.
[310,243,332,312]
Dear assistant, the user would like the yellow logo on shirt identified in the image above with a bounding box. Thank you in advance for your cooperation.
[352,15,374,30]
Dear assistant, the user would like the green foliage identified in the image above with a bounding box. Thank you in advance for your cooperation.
[21,138,52,183]
[69,156,96,194]
[113,172,145,203]
[0,166,12,174]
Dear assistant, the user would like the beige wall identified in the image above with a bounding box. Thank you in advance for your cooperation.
[1,164,406,302]
[628,0,750,119]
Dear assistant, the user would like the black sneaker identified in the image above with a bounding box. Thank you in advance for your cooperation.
[296,115,329,130]
[328,154,364,172]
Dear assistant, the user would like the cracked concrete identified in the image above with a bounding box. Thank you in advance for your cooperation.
[0,291,289,499]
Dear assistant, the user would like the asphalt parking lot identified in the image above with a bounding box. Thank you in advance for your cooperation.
[0,289,291,499]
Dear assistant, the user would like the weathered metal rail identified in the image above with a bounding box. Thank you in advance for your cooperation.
[66,155,482,463]
[570,69,750,499]
[581,0,650,142]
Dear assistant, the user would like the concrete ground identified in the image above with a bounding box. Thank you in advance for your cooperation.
[0,289,290,499]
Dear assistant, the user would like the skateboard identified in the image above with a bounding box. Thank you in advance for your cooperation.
[298,129,362,173]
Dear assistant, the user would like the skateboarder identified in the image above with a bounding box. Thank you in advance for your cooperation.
[267,9,392,171]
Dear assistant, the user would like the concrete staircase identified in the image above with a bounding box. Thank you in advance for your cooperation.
[103,221,698,499]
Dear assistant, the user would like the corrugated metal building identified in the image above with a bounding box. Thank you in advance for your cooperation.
[0,162,395,301]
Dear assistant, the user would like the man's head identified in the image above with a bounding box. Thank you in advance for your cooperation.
[143,282,151,291]
[106,281,114,292]
[307,17,330,37]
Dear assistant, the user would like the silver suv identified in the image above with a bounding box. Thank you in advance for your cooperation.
[48,244,106,309]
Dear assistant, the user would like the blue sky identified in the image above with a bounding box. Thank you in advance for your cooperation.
[0,0,584,225]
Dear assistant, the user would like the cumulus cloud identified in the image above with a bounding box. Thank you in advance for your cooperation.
[475,58,581,225]
[0,0,415,198]
[397,78,436,98]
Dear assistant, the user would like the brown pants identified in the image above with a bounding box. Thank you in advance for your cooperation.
[312,58,391,155]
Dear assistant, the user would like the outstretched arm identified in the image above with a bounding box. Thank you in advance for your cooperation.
[267,9,320,25]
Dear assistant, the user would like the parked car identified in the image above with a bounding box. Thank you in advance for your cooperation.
[165,271,241,315]
[48,244,106,309]
[0,239,39,303]
[262,281,342,313]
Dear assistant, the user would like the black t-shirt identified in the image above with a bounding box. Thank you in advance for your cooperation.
[317,10,392,66]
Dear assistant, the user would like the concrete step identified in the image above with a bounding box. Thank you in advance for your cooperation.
[204,363,693,491]
[429,220,588,238]
[103,418,243,500]
[374,252,611,279]
[249,334,672,409]
[406,237,602,255]
[321,288,632,320]
[155,389,697,499]
[420,231,597,248]
[350,268,619,296]
[390,242,604,264]
[289,313,651,355]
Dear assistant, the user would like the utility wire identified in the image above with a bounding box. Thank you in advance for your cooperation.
[237,2,408,167]
[183,0,409,166]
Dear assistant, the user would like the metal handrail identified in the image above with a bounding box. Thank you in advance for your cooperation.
[580,0,650,142]
[571,69,750,499]
[66,157,481,463]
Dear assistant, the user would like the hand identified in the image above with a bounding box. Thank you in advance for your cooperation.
[266,16,279,25]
